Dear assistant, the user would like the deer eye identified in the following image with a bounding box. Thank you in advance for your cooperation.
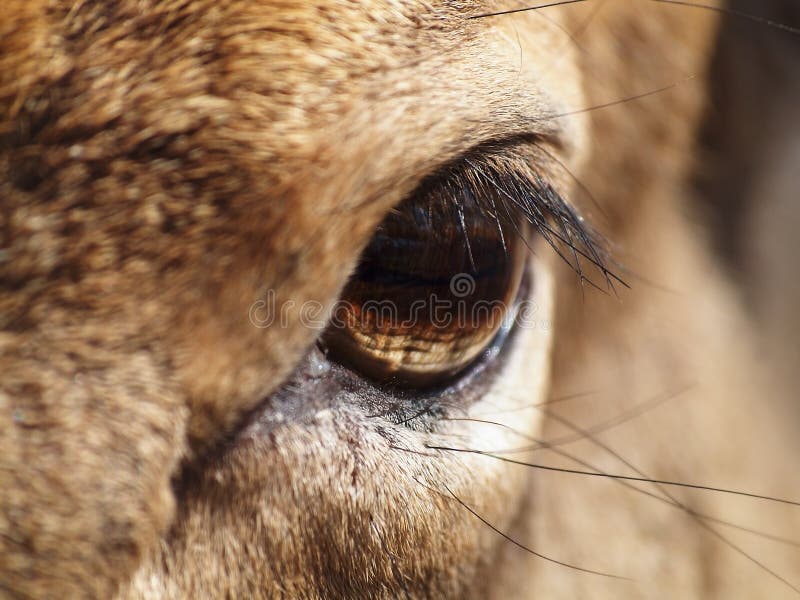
[322,181,527,389]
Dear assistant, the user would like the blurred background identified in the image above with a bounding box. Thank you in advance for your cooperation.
[698,0,800,410]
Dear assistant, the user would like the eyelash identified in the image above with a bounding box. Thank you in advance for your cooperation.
[418,149,625,293]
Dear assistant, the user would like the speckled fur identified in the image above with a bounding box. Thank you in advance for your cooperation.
[2,1,798,599]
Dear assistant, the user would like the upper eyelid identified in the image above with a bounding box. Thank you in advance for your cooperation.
[410,139,625,293]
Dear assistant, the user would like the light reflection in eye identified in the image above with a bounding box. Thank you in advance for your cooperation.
[322,190,527,388]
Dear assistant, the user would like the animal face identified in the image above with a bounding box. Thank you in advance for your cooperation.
[2,1,799,598]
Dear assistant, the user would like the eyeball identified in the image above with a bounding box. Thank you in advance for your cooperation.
[322,185,527,388]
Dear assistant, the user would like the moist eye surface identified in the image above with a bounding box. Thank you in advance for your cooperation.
[322,184,527,388]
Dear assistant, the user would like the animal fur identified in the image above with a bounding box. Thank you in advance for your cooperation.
[1,1,798,598]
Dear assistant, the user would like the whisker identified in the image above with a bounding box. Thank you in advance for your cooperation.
[476,385,686,453]
[400,408,800,592]
[442,404,800,550]
[434,417,800,593]
[469,0,590,20]
[540,385,692,448]
[470,0,800,36]
[539,409,800,592]
[548,76,696,120]
[649,0,800,36]
[469,390,597,418]
[442,414,800,549]
[533,0,610,86]
[440,484,628,579]
[426,446,800,507]
[389,444,439,458]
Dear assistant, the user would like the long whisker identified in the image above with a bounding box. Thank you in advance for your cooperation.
[440,483,628,579]
[469,390,597,418]
[401,410,800,593]
[474,385,687,453]
[442,415,800,549]
[469,0,589,20]
[538,409,800,592]
[538,385,691,448]
[650,0,800,36]
[532,0,610,87]
[432,422,800,593]
[470,0,800,36]
[547,77,695,120]
[426,446,800,507]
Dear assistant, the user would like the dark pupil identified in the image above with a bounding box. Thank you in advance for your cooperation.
[324,190,524,387]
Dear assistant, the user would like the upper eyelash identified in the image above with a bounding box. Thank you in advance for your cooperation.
[418,151,627,293]
[492,171,626,293]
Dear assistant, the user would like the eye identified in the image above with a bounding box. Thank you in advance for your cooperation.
[322,178,527,388]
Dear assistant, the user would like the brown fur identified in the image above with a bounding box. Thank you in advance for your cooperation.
[1,1,798,598]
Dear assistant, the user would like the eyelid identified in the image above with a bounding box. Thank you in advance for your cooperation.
[415,142,626,293]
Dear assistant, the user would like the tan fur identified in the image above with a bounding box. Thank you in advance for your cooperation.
[1,1,798,598]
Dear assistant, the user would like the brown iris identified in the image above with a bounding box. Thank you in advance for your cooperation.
[324,187,527,388]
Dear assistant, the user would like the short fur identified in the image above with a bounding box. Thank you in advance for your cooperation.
[1,1,798,598]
